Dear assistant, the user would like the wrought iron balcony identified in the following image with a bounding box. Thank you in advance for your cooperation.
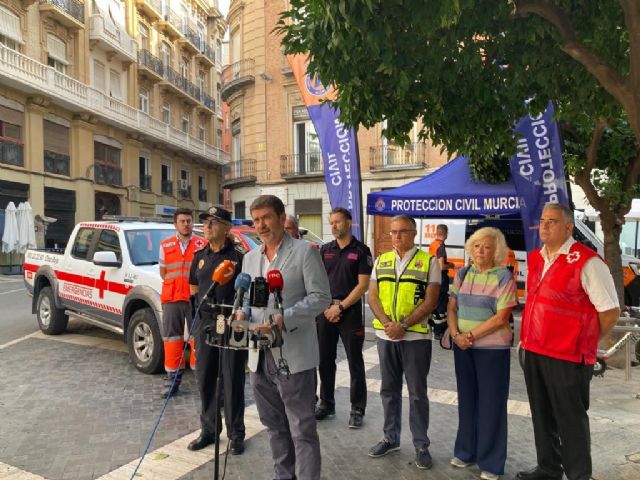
[280,153,324,178]
[137,49,164,81]
[95,163,122,186]
[44,150,70,176]
[222,158,257,188]
[135,0,162,21]
[198,189,207,202]
[140,174,152,191]
[179,185,192,199]
[161,180,173,195]
[0,141,24,167]
[179,24,200,55]
[89,14,137,63]
[158,9,181,40]
[369,142,428,171]
[160,65,202,105]
[220,59,255,102]
[196,44,216,68]
[39,0,85,29]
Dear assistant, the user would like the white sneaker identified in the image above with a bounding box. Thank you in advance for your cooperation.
[450,457,473,468]
[480,471,499,480]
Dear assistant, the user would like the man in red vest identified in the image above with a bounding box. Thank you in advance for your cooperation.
[159,208,205,398]
[517,203,619,480]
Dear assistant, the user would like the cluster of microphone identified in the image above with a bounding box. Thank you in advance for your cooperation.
[199,259,286,353]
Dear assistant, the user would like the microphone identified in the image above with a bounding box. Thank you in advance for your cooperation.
[202,259,236,301]
[232,272,252,312]
[266,269,284,311]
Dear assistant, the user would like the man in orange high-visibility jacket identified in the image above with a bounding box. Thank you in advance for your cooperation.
[159,208,206,398]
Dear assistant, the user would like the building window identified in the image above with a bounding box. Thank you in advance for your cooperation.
[198,71,206,94]
[179,168,190,198]
[198,174,206,201]
[199,124,205,141]
[162,103,171,124]
[94,141,122,186]
[161,162,172,195]
[139,155,151,190]
[0,120,21,142]
[47,34,67,74]
[109,69,121,99]
[216,82,221,107]
[43,120,70,176]
[0,6,22,50]
[137,22,149,51]
[182,113,189,133]
[181,56,189,79]
[161,41,171,67]
[293,119,321,174]
[94,60,105,92]
[139,87,149,113]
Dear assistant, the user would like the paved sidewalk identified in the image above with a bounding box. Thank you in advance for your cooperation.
[1,326,639,479]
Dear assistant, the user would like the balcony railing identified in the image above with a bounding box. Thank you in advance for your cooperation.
[161,180,173,195]
[140,174,152,191]
[162,65,202,103]
[220,59,255,101]
[197,44,216,66]
[198,189,207,202]
[44,150,70,176]
[369,142,428,171]
[135,0,162,21]
[159,9,182,39]
[179,186,192,199]
[95,163,122,186]
[138,49,164,78]
[0,141,24,167]
[0,43,229,165]
[40,0,85,26]
[180,24,201,53]
[222,158,257,187]
[89,15,137,63]
[281,153,324,178]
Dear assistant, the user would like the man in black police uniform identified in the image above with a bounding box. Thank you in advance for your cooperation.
[316,207,373,428]
[188,206,247,454]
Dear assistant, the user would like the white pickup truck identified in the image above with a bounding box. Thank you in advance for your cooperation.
[23,219,177,374]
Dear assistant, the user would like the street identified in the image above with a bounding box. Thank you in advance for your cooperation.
[1,275,640,479]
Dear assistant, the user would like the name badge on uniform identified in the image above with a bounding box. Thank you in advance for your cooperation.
[198,259,205,269]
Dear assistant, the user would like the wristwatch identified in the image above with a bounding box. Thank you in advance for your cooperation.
[400,320,409,331]
[338,303,345,312]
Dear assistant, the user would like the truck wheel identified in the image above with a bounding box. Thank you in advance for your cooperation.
[36,286,68,335]
[127,308,164,374]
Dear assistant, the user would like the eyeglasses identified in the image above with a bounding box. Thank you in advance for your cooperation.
[389,229,416,236]
[202,219,223,227]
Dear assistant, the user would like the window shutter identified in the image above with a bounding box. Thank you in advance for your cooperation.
[47,34,67,64]
[0,6,22,44]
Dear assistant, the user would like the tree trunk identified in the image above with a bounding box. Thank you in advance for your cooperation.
[598,209,626,368]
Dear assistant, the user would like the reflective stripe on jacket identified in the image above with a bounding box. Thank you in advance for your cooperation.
[160,235,205,303]
[373,249,432,334]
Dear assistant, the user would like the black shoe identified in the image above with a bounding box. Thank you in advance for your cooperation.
[348,409,364,429]
[162,372,182,399]
[315,404,335,420]
[229,438,245,455]
[187,434,216,451]
[516,467,563,480]
[368,439,400,458]
[415,447,433,470]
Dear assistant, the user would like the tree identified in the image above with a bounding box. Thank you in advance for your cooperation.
[279,0,640,307]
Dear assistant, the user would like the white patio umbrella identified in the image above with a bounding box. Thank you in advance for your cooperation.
[2,202,19,254]
[16,201,37,254]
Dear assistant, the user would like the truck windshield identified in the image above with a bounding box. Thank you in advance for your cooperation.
[126,229,175,265]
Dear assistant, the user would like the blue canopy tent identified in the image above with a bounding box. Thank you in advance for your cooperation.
[367,156,521,218]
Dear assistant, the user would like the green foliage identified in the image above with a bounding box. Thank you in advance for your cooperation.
[278,0,638,198]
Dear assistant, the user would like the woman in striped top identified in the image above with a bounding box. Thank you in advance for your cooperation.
[447,227,518,480]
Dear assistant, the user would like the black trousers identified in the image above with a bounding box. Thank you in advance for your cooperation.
[317,302,367,412]
[194,316,248,441]
[435,274,449,316]
[523,350,594,480]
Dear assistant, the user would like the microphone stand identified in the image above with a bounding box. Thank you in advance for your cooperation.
[212,310,229,480]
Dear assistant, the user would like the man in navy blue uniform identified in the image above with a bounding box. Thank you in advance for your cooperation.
[315,207,373,428]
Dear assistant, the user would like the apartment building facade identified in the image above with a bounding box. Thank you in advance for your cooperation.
[221,0,449,252]
[0,0,228,253]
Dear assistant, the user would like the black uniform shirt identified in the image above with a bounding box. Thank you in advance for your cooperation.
[189,240,243,316]
[320,237,373,301]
